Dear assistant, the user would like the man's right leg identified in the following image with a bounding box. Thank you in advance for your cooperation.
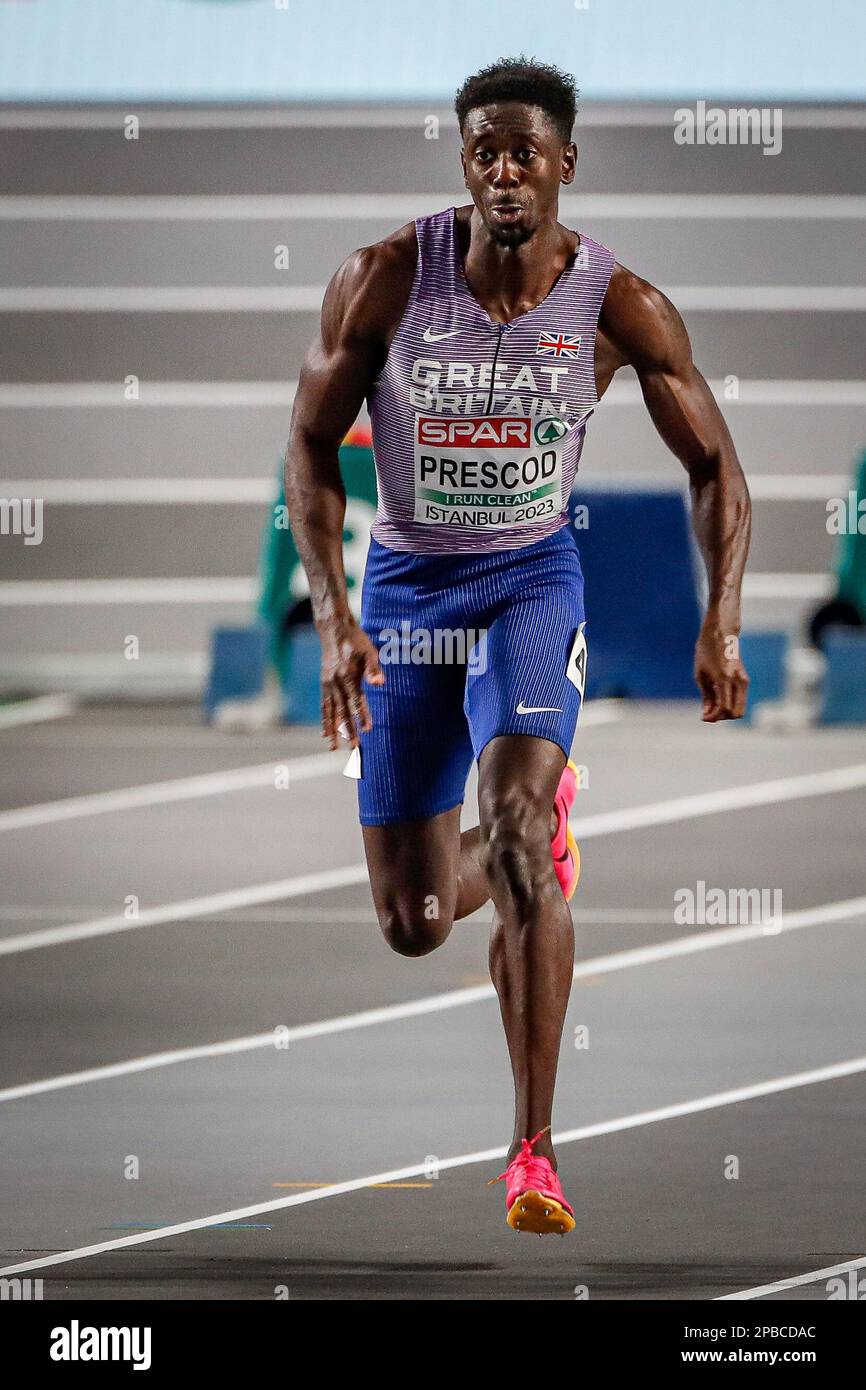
[357,641,492,954]
[362,812,491,958]
[356,537,504,957]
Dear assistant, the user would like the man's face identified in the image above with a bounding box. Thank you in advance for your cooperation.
[460,102,576,245]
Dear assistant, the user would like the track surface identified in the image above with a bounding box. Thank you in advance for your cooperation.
[1,701,864,1300]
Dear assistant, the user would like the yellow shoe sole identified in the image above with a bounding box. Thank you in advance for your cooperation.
[564,827,581,902]
[507,1190,576,1235]
[559,758,582,903]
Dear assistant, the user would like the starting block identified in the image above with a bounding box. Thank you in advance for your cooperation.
[819,628,866,724]
[738,631,788,723]
[204,625,268,720]
[281,623,322,724]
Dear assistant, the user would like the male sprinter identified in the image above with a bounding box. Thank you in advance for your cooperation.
[285,58,750,1234]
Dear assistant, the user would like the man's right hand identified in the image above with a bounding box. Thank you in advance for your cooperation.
[319,619,385,750]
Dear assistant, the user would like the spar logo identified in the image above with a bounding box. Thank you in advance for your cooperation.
[416,415,570,448]
[416,416,531,447]
[534,417,569,444]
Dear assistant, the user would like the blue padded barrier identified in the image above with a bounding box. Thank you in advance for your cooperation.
[738,631,789,723]
[568,489,702,699]
[819,628,866,724]
[281,624,322,724]
[204,625,268,719]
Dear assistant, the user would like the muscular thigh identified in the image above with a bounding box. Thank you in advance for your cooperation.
[362,805,463,933]
[465,574,587,765]
[356,538,475,827]
[357,656,474,826]
[477,733,565,837]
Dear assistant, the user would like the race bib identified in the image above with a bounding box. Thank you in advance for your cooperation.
[413,413,569,528]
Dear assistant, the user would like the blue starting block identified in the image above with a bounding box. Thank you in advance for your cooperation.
[569,489,701,699]
[204,625,268,719]
[281,623,322,724]
[819,628,866,724]
[738,630,789,722]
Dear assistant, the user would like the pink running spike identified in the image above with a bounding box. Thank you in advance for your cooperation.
[488,1127,575,1234]
[551,759,580,900]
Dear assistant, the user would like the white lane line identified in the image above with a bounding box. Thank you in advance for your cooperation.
[572,702,623,728]
[744,573,832,600]
[0,380,301,407]
[744,475,849,500]
[223,905,675,924]
[1,105,864,131]
[0,907,103,920]
[1,193,864,219]
[0,577,256,605]
[0,286,325,312]
[0,110,477,133]
[1,1055,862,1278]
[5,478,275,504]
[1,474,850,504]
[0,693,78,729]
[3,761,865,955]
[0,572,832,606]
[712,380,866,406]
[672,286,866,312]
[0,867,371,957]
[0,751,341,834]
[3,284,864,313]
[716,1254,866,1301]
[1,378,862,409]
[570,761,866,840]
[0,703,618,836]
[584,476,858,506]
[2,894,863,1103]
[0,984,492,1105]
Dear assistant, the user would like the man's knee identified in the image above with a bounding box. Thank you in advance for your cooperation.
[377,899,454,957]
[480,784,554,911]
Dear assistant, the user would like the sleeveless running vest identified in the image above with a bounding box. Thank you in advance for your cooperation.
[367,205,615,553]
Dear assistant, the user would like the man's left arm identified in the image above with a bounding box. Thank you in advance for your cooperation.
[601,267,752,721]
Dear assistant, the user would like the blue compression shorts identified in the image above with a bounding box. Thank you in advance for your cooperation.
[355,523,588,826]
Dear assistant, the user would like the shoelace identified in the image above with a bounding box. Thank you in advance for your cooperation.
[487,1125,553,1187]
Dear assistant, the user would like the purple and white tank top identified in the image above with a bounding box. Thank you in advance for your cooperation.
[367,205,615,553]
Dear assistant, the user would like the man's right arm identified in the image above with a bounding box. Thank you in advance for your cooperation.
[284,229,415,749]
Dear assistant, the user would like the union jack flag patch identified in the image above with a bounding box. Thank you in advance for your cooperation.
[536,331,582,358]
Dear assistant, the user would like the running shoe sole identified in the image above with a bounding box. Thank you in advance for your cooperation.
[507,1190,576,1235]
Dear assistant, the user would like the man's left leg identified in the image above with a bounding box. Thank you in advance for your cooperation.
[462,528,587,1230]
[477,734,574,1170]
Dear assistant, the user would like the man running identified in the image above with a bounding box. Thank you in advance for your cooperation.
[285,57,751,1234]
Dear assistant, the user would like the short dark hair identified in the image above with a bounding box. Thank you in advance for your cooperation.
[454,56,578,145]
